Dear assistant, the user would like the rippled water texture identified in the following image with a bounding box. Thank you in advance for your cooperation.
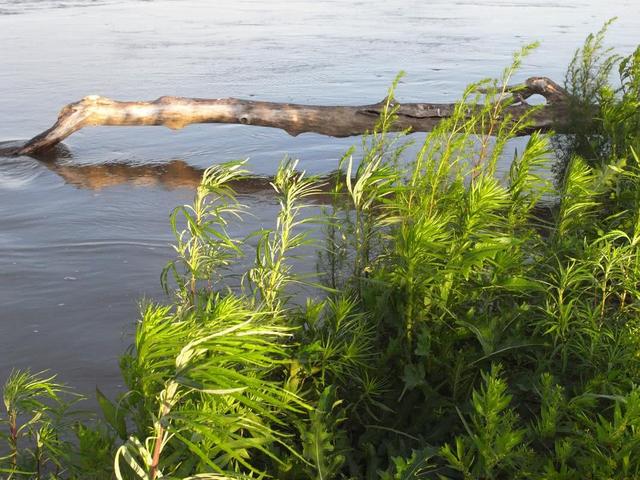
[1,0,639,397]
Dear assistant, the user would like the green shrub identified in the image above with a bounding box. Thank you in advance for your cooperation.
[2,24,640,479]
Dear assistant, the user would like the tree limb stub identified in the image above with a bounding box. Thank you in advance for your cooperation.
[2,77,570,157]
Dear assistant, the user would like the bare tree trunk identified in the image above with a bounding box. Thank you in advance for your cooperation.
[0,77,570,157]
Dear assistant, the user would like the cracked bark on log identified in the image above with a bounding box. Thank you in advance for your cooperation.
[0,77,570,157]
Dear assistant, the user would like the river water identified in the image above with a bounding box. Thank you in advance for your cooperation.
[1,0,638,399]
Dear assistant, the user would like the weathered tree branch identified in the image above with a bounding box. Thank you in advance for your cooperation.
[0,77,570,157]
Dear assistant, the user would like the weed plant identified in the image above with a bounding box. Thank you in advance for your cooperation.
[1,25,640,479]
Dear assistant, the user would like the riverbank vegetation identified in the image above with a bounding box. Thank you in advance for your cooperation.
[2,24,640,479]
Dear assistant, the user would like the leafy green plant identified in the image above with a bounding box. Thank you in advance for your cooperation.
[4,24,640,480]
[440,365,525,479]
[161,161,248,306]
[0,370,81,479]
[247,158,321,313]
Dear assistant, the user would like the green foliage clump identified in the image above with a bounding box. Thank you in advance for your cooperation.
[2,24,640,479]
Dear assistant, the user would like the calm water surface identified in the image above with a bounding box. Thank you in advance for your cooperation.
[1,0,639,398]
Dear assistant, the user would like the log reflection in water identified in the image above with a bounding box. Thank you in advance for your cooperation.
[11,143,336,200]
[46,158,207,190]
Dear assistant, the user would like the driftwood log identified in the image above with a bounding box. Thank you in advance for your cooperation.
[0,77,570,157]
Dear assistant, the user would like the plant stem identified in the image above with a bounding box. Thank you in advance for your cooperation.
[9,411,17,471]
[149,424,165,480]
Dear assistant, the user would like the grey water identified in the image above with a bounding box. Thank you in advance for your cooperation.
[0,0,639,399]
